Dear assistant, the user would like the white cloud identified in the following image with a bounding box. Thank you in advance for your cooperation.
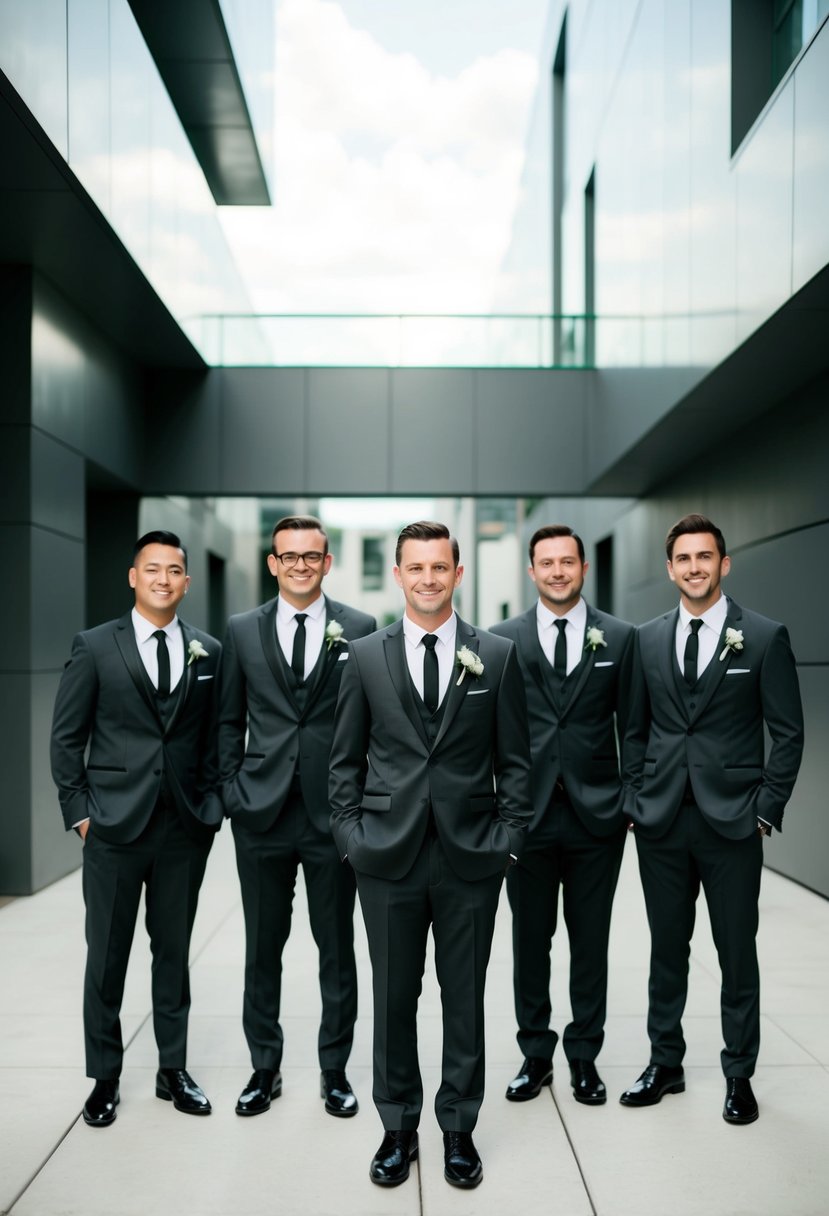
[219,0,539,313]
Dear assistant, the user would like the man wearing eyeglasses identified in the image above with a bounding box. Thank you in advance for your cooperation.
[217,515,376,1119]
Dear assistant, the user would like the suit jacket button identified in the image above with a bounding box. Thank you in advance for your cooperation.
[686,727,693,736]
[153,768,161,775]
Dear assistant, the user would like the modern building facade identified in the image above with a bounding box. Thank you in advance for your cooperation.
[1,1,826,897]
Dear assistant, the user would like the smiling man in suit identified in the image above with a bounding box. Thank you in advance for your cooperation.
[491,525,633,1108]
[329,521,532,1191]
[620,513,803,1124]
[51,530,221,1128]
[218,515,375,1119]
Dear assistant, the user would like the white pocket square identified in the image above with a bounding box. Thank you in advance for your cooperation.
[726,668,750,675]
[338,652,348,661]
[197,674,214,681]
[594,661,614,668]
[466,688,489,695]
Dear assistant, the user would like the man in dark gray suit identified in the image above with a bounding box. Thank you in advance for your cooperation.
[492,525,633,1107]
[329,521,532,1190]
[218,515,375,1119]
[51,531,221,1127]
[620,513,803,1124]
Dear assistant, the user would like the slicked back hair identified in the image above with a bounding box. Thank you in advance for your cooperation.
[528,524,585,564]
[133,530,188,571]
[271,514,329,557]
[665,513,726,560]
[395,521,459,568]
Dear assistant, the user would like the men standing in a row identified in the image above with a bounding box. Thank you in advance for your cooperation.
[50,531,222,1126]
[621,513,803,1124]
[218,516,376,1118]
[493,525,633,1107]
[329,521,532,1191]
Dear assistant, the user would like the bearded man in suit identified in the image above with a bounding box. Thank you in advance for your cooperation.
[329,521,532,1190]
[218,515,375,1118]
[51,530,221,1127]
[491,525,634,1108]
[620,513,803,1124]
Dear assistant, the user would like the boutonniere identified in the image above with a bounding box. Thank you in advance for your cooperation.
[456,645,484,686]
[187,639,209,666]
[585,627,607,652]
[325,620,347,651]
[719,627,744,662]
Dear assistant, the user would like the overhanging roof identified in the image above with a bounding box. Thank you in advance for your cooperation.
[128,0,271,207]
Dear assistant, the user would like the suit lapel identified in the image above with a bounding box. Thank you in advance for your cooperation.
[657,609,687,718]
[517,608,558,713]
[258,599,298,710]
[559,606,599,716]
[433,617,476,750]
[114,616,163,726]
[166,621,196,735]
[689,598,743,722]
[303,596,343,716]
[383,624,429,748]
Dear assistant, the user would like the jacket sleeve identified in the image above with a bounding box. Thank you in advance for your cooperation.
[50,633,97,832]
[328,647,370,858]
[492,642,533,853]
[757,624,804,830]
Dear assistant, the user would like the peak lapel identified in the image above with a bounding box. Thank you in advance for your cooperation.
[303,598,342,715]
[165,622,196,735]
[113,617,163,726]
[258,599,299,711]
[559,608,600,716]
[518,609,558,713]
[656,609,687,718]
[433,619,477,750]
[690,599,743,722]
[383,625,429,748]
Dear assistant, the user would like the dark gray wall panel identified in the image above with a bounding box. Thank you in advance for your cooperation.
[31,670,76,891]
[31,432,84,539]
[219,368,304,493]
[0,526,31,669]
[142,373,221,494]
[477,370,587,495]
[390,370,475,493]
[0,674,32,894]
[307,369,390,494]
[0,426,30,521]
[32,527,85,670]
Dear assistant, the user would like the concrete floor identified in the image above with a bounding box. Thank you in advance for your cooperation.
[1,830,828,1216]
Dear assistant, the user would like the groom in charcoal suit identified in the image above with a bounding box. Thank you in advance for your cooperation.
[217,515,375,1118]
[50,531,221,1127]
[329,521,532,1191]
[621,513,803,1124]
[491,525,634,1107]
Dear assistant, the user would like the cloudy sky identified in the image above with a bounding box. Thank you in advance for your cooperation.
[219,0,550,314]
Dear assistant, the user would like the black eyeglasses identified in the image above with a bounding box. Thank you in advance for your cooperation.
[275,551,325,568]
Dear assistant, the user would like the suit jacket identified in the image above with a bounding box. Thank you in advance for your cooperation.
[491,603,635,838]
[626,597,804,839]
[50,614,222,844]
[328,616,532,882]
[217,595,376,833]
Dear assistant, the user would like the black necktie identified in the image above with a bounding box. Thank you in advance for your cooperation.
[153,630,170,697]
[684,619,702,686]
[553,619,568,679]
[291,614,307,683]
[423,634,439,714]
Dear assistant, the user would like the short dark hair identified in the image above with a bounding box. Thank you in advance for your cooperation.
[528,524,585,563]
[395,521,460,568]
[271,514,329,557]
[665,513,726,560]
[133,530,188,571]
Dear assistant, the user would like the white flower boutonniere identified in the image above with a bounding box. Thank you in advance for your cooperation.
[456,645,484,686]
[325,620,347,651]
[187,639,209,666]
[585,626,607,652]
[719,627,744,662]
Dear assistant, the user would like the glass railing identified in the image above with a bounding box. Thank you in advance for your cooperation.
[192,311,735,369]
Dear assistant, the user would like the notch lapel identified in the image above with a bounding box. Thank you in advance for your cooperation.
[690,599,743,722]
[433,618,477,750]
[303,597,343,716]
[383,624,429,748]
[165,622,197,735]
[656,609,687,718]
[114,616,163,727]
[258,599,299,711]
[559,607,601,716]
[518,609,558,714]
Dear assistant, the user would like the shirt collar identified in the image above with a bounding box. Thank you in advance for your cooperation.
[678,594,728,634]
[132,608,179,642]
[277,593,326,624]
[536,596,586,633]
[402,611,457,649]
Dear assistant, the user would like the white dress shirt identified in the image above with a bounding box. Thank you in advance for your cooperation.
[402,612,458,707]
[276,593,326,680]
[536,597,587,676]
[675,594,728,681]
[132,608,184,691]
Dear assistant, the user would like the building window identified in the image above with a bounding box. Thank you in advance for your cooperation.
[362,536,384,591]
[732,0,829,154]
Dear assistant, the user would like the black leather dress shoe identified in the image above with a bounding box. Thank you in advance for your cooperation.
[505,1056,553,1101]
[155,1068,211,1115]
[443,1131,483,1189]
[236,1069,282,1116]
[83,1079,120,1127]
[320,1069,358,1117]
[369,1130,419,1187]
[619,1063,685,1107]
[723,1077,759,1124]
[569,1059,607,1105]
